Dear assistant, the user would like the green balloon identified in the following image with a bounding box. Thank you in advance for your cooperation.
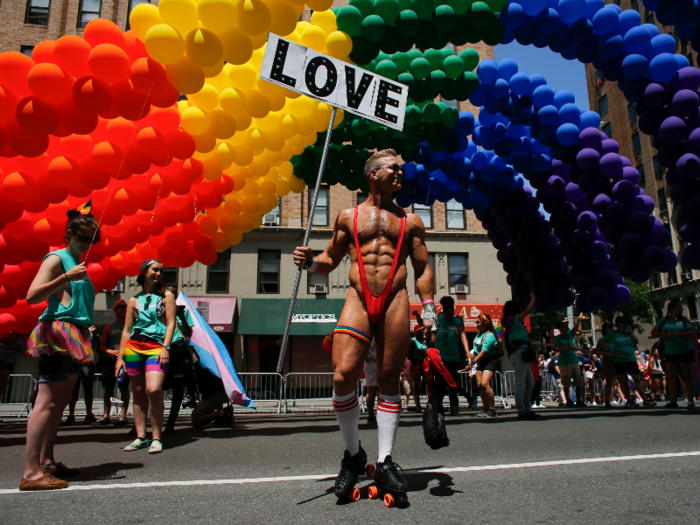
[433,5,456,32]
[481,16,505,45]
[341,144,356,162]
[364,60,377,72]
[336,6,363,36]
[467,25,482,44]
[398,0,411,9]
[427,70,447,93]
[459,48,480,71]
[456,71,480,99]
[401,134,420,151]
[410,0,434,20]
[409,57,431,80]
[349,36,379,65]
[376,51,391,62]
[374,0,400,25]
[422,102,440,124]
[446,18,472,46]
[443,55,465,79]
[352,119,371,136]
[368,120,381,131]
[410,80,429,102]
[349,0,374,18]
[440,80,459,101]
[392,52,411,73]
[426,135,443,151]
[424,48,444,70]
[404,104,422,125]
[379,26,400,54]
[440,106,459,127]
[349,155,365,174]
[469,2,492,29]
[396,9,421,37]
[446,0,474,15]
[396,34,415,52]
[485,0,508,13]
[300,148,316,164]
[414,22,435,48]
[334,162,352,183]
[362,14,387,43]
[346,177,361,192]
[397,71,415,92]
[401,147,414,163]
[377,127,394,144]
[406,48,423,60]
[441,47,456,59]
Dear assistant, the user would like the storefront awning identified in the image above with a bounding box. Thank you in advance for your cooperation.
[187,297,237,332]
[238,298,345,336]
[409,303,531,332]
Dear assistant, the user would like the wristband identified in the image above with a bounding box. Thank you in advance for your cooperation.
[421,301,439,332]
[303,257,319,273]
[64,273,69,283]
[421,299,434,305]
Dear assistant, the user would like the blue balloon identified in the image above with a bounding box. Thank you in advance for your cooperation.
[507,124,526,139]
[477,59,499,84]
[554,89,576,108]
[585,0,605,19]
[538,105,560,126]
[481,164,498,182]
[414,168,430,189]
[472,150,489,170]
[615,9,641,37]
[646,34,677,60]
[622,25,652,55]
[514,18,538,46]
[454,111,475,135]
[509,72,531,95]
[648,53,681,82]
[676,54,691,69]
[478,108,498,126]
[490,78,511,99]
[527,74,548,96]
[469,187,485,203]
[501,30,516,45]
[468,83,491,106]
[500,2,526,30]
[532,85,556,107]
[598,32,624,60]
[455,157,472,175]
[558,0,585,24]
[561,41,579,61]
[676,20,696,42]
[536,8,560,34]
[558,103,581,125]
[512,136,533,156]
[523,0,547,16]
[580,110,601,129]
[642,0,659,10]
[592,6,619,36]
[556,123,581,146]
[497,58,519,80]
[621,54,649,79]
[532,153,552,172]
[571,17,594,41]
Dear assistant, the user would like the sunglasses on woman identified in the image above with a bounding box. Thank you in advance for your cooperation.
[75,233,100,243]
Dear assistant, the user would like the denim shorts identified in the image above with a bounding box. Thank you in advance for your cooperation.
[38,352,82,383]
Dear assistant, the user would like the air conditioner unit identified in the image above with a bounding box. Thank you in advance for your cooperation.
[313,284,328,294]
[454,284,469,294]
[682,271,693,280]
[263,213,279,226]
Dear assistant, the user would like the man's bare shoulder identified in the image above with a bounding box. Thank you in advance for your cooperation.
[334,208,354,230]
[404,211,426,234]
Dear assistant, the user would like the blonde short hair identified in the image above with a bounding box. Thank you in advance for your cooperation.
[363,149,398,183]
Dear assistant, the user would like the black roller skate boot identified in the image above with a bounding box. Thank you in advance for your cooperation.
[334,444,367,502]
[369,455,409,507]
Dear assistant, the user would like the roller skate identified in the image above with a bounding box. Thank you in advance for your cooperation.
[367,455,409,507]
[334,444,368,502]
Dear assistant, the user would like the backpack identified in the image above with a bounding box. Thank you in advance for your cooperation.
[422,398,449,450]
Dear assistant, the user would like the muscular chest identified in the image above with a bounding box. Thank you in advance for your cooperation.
[354,209,405,248]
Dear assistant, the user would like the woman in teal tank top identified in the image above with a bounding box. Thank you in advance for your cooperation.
[115,259,179,454]
[503,294,538,419]
[22,207,100,491]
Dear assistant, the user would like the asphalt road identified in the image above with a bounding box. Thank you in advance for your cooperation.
[1,405,699,524]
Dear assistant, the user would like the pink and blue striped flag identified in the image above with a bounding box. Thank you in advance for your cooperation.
[177,293,254,409]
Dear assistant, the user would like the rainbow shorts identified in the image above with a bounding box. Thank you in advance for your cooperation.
[124,340,168,376]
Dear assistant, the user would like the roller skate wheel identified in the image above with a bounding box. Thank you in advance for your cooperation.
[368,486,379,500]
[384,494,395,507]
[365,464,376,477]
[350,488,361,502]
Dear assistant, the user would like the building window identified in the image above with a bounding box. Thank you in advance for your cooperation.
[653,156,665,180]
[309,186,329,226]
[307,252,328,294]
[77,0,101,28]
[652,272,662,290]
[162,267,178,287]
[657,188,668,213]
[668,268,678,285]
[687,296,698,320]
[25,0,50,25]
[257,250,280,294]
[357,192,369,205]
[646,13,655,24]
[631,0,639,11]
[628,103,637,124]
[637,164,646,188]
[632,133,642,155]
[446,199,465,230]
[602,122,612,138]
[262,198,281,226]
[126,0,149,30]
[413,204,432,229]
[207,249,231,293]
[448,254,468,294]
[20,45,35,57]
[599,95,609,116]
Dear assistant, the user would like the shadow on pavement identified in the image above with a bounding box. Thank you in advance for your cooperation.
[71,461,145,482]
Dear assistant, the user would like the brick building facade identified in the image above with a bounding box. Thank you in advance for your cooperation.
[585,0,700,321]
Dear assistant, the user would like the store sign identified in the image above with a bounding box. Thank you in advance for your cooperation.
[292,313,338,323]
[260,34,408,131]
[197,301,210,323]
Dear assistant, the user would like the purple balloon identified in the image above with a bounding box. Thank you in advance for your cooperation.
[571,228,592,248]
[578,171,602,193]
[596,268,618,288]
[618,231,645,256]
[679,218,700,244]
[545,175,566,195]
[657,249,678,272]
[593,193,613,214]
[600,139,619,155]
[577,210,598,231]
[681,244,700,269]
[550,159,569,176]
[670,89,700,118]
[565,182,586,202]
[621,166,641,185]
[535,295,553,312]
[586,285,609,309]
[609,284,632,306]
[600,152,623,176]
[612,180,637,203]
[555,288,576,308]
[631,194,655,214]
[576,148,601,170]
[573,273,595,292]
[676,153,700,180]
[616,256,642,278]
[646,225,672,248]
[643,82,670,108]
[669,66,700,91]
[606,202,630,224]
[626,210,653,234]
[659,115,688,144]
[560,201,579,221]
[657,143,688,169]
[575,295,593,313]
[579,127,603,149]
[586,240,608,261]
[640,245,667,269]
[638,107,666,134]
[688,128,700,156]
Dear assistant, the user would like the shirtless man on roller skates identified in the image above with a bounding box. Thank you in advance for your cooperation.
[293,149,437,507]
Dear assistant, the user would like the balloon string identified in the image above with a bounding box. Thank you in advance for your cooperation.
[84,79,158,264]
[150,167,167,224]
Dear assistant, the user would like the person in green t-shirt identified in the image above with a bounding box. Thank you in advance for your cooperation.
[650,299,696,408]
[595,321,624,408]
[554,314,584,408]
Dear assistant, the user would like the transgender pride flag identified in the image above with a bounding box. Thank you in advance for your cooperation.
[177,293,254,409]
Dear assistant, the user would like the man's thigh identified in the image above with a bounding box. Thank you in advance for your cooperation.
[375,289,410,377]
[333,288,372,376]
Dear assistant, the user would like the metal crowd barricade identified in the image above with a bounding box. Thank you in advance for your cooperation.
[282,372,335,413]
[238,372,283,414]
[539,371,558,403]
[1,374,35,418]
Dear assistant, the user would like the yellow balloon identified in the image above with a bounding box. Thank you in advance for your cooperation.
[245,89,270,119]
[227,63,257,91]
[265,130,284,152]
[287,174,306,193]
[208,108,237,139]
[325,31,353,59]
[181,106,210,135]
[144,24,185,65]
[202,57,225,78]
[233,143,254,166]
[224,198,242,215]
[292,144,305,155]
[247,128,267,152]
[296,21,311,33]
[219,27,253,65]
[189,84,220,112]
[275,178,290,197]
[301,25,326,52]
[241,197,260,214]
[205,65,231,92]
[185,28,223,68]
[310,10,337,35]
[249,31,268,50]
[215,141,236,166]
[201,157,223,180]
[129,3,163,41]
[292,2,305,17]
[248,47,265,72]
[228,230,243,245]
[267,0,298,36]
[211,231,231,252]
[259,179,276,196]
[193,147,215,161]
[302,132,318,146]
[158,0,199,37]
[253,157,270,176]
[197,0,236,33]
[259,194,278,213]
[242,181,260,198]
[207,205,226,221]
[253,113,277,131]
[286,0,305,6]
[278,161,293,178]
[285,30,302,45]
[219,214,238,234]
[306,0,333,10]
[239,164,257,178]
[278,114,300,138]
[193,131,218,153]
[219,87,247,115]
[237,213,256,233]
[166,56,205,93]
[232,111,252,132]
[297,116,315,136]
[235,0,271,36]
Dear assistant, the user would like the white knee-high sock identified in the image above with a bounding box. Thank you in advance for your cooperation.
[376,393,401,463]
[333,391,360,456]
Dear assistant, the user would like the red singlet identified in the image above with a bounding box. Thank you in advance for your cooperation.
[353,206,407,323]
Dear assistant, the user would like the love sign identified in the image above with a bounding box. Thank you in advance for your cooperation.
[260,34,408,131]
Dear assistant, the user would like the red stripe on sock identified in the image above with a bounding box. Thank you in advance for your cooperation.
[333,395,357,409]
[377,401,401,414]
[333,400,358,412]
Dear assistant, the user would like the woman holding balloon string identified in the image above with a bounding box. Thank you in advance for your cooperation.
[115,259,181,454]
[21,204,99,491]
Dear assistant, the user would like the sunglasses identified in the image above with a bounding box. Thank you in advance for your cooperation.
[115,305,126,309]
[381,163,405,174]
[75,233,100,243]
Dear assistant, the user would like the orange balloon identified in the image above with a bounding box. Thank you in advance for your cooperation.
[83,18,126,49]
[210,231,230,251]
[111,80,150,122]
[130,57,167,95]
[93,141,124,171]
[31,41,56,64]
[72,76,113,115]
[89,44,131,84]
[27,63,72,104]
[48,156,82,186]
[106,117,137,147]
[198,216,219,235]
[16,97,60,136]
[0,52,34,96]
[61,134,94,160]
[53,35,92,79]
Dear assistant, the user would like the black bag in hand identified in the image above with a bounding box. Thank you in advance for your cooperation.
[423,399,449,450]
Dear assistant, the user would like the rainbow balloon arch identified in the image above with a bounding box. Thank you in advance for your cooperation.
[0,0,698,334]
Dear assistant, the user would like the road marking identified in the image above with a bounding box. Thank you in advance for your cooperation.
[3,451,699,495]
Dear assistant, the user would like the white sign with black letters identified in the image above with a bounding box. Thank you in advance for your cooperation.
[260,33,407,131]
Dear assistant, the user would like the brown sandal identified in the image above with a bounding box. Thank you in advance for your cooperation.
[19,472,69,491]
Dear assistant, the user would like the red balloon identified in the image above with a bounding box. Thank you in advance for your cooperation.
[0,85,17,123]
[0,287,16,309]
[16,97,60,136]
[0,264,25,286]
[92,141,124,171]
[32,41,56,64]
[19,240,49,263]
[197,249,218,266]
[192,234,213,253]
[61,134,94,160]
[0,313,18,334]
[27,63,73,104]
[23,195,50,214]
[150,106,180,131]
[176,247,196,268]
[37,172,69,203]
[151,148,171,167]
[3,171,34,202]
[48,156,82,187]
[157,243,178,261]
[4,118,48,157]
[149,172,172,197]
[106,117,136,147]
[219,174,234,194]
[166,129,195,160]
[14,314,39,334]
[123,31,149,63]
[83,18,126,49]
[153,205,178,227]
[72,76,112,115]
[166,230,187,250]
[54,35,92,78]
[137,127,165,152]
[182,222,200,240]
[149,83,179,109]
[111,81,150,122]
[0,235,20,264]
[181,158,203,180]
[58,98,98,135]
[0,52,34,96]
[124,148,151,174]
[80,158,111,190]
[89,44,131,84]
[130,58,167,95]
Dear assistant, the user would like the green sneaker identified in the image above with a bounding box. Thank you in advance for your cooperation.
[124,438,150,451]
[148,439,163,454]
